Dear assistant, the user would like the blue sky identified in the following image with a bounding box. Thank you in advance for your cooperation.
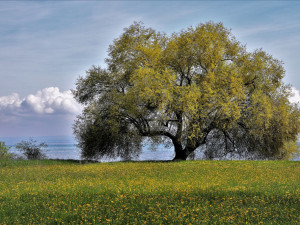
[0,1,299,137]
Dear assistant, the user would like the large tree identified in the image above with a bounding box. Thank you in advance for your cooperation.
[73,22,300,160]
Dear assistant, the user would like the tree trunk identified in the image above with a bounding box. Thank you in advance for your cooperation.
[173,151,189,160]
[173,144,191,161]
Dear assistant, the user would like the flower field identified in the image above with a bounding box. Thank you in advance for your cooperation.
[0,160,299,224]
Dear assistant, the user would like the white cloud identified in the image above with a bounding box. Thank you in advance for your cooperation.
[289,87,300,105]
[0,87,82,136]
[0,87,81,115]
[0,93,22,110]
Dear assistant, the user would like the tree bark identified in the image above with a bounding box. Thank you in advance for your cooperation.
[173,151,189,160]
[173,144,191,161]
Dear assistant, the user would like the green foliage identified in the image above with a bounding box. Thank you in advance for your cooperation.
[0,141,12,160]
[73,21,300,160]
[0,161,299,224]
[16,138,48,160]
[276,140,299,160]
[0,159,80,168]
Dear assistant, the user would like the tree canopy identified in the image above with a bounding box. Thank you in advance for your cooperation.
[73,21,300,160]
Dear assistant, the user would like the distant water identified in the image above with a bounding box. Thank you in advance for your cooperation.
[2,136,175,162]
[1,136,299,161]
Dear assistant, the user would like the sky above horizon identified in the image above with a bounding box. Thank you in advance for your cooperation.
[0,1,300,137]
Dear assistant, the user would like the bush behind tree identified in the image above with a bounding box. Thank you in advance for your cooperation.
[16,138,48,160]
[0,141,12,160]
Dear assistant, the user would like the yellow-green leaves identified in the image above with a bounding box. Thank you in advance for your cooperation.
[74,21,300,160]
[277,140,299,160]
[130,66,175,113]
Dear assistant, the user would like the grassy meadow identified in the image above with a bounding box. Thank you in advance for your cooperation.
[0,160,299,224]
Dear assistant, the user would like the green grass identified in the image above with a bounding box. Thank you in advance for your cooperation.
[0,160,299,224]
[0,159,78,167]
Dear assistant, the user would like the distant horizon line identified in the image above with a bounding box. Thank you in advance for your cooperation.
[1,135,74,138]
[0,135,76,143]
